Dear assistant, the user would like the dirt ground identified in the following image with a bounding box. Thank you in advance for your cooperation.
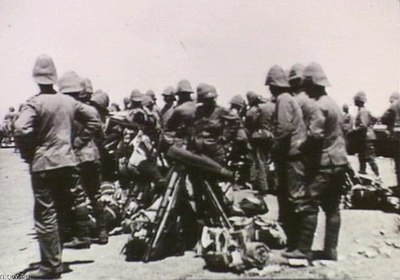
[1,149,400,280]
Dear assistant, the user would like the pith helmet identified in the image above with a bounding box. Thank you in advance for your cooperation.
[246,91,260,104]
[32,54,57,85]
[142,95,154,107]
[146,90,156,101]
[265,65,290,87]
[130,89,144,102]
[123,96,130,105]
[58,71,83,94]
[303,62,331,87]
[176,79,193,94]
[230,95,246,108]
[203,85,217,99]
[354,91,367,103]
[162,86,175,97]
[390,92,400,103]
[83,78,94,93]
[196,83,210,101]
[91,90,110,111]
[289,63,305,81]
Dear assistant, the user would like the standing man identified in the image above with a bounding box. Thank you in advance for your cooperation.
[353,91,379,177]
[14,55,101,279]
[286,62,348,262]
[245,91,274,194]
[289,63,324,180]
[381,94,400,198]
[265,65,307,253]
[342,104,354,136]
[59,74,107,248]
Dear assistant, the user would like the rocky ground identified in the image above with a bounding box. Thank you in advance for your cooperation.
[1,148,400,279]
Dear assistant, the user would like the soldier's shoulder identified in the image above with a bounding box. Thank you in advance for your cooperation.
[259,102,275,111]
[177,101,196,111]
[277,92,293,102]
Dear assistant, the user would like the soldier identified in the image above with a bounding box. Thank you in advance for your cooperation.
[289,63,325,180]
[192,86,229,164]
[123,96,132,111]
[196,83,211,104]
[353,91,379,177]
[265,65,307,254]
[142,95,161,142]
[342,104,354,135]
[14,55,101,279]
[244,91,274,194]
[90,90,117,185]
[224,96,252,186]
[229,95,247,120]
[285,62,348,262]
[60,74,108,249]
[128,89,147,126]
[381,93,400,198]
[165,80,196,146]
[145,89,161,119]
[160,86,175,128]
[389,92,400,104]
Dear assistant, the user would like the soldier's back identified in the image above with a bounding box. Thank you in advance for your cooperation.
[16,93,80,172]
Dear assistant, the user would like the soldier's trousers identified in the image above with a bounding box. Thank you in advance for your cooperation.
[31,167,77,272]
[275,158,308,249]
[300,166,346,254]
[74,161,105,238]
[358,141,379,176]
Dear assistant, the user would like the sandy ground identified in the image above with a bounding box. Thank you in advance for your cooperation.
[1,149,400,279]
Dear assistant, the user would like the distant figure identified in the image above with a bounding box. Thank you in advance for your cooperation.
[353,91,379,177]
[381,92,400,196]
[160,86,175,127]
[342,104,354,135]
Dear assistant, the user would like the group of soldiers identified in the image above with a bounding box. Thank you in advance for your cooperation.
[11,53,400,279]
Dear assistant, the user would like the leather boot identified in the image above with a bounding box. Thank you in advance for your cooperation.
[32,232,62,278]
[283,212,317,261]
[322,211,340,260]
[63,237,91,249]
[91,199,108,245]
[26,268,61,279]
[64,204,91,249]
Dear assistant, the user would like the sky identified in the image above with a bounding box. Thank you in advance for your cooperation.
[0,0,399,119]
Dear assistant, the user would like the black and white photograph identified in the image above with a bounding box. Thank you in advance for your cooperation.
[0,0,399,279]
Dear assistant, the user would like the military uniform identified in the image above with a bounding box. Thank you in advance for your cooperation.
[245,100,275,193]
[15,79,101,276]
[286,62,347,261]
[165,100,196,145]
[71,101,108,247]
[160,103,174,127]
[273,92,307,248]
[192,103,229,164]
[381,99,400,195]
[355,106,379,176]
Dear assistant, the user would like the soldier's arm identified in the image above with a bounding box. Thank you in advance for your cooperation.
[356,109,369,129]
[165,109,180,131]
[275,97,294,139]
[307,104,325,140]
[74,102,102,149]
[14,101,38,163]
[381,107,395,127]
